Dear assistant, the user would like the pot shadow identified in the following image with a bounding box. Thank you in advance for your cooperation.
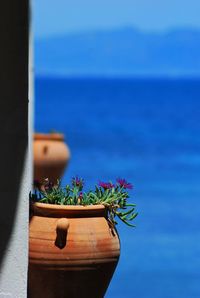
[55,224,69,249]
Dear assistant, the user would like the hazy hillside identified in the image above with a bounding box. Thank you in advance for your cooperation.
[35,27,200,77]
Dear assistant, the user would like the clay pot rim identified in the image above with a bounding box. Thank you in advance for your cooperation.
[31,202,106,217]
[33,202,105,210]
[34,133,64,141]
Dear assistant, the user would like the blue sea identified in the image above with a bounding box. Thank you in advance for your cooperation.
[35,77,200,298]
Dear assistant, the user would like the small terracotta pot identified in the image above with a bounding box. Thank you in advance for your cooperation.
[34,133,70,184]
[28,203,120,298]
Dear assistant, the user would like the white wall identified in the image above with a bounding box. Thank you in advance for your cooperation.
[0,154,30,297]
[0,2,31,297]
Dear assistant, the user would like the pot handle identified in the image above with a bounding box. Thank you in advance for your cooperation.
[55,218,70,249]
[43,145,48,155]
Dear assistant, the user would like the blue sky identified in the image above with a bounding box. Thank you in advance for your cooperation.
[33,0,200,38]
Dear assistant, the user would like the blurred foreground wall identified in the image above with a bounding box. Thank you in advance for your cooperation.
[0,1,31,296]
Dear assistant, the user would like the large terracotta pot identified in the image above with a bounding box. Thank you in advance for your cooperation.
[34,133,70,184]
[28,203,120,298]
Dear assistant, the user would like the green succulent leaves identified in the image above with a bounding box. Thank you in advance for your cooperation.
[31,177,138,227]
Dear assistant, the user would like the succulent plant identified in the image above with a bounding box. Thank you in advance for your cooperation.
[30,177,138,227]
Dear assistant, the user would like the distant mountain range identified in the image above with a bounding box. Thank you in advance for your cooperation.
[35,27,200,77]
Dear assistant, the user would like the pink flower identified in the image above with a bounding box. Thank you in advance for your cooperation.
[117,178,133,189]
[79,192,83,200]
[43,178,54,192]
[72,176,84,189]
[99,181,114,190]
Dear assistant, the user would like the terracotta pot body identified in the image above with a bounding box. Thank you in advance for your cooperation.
[28,203,120,298]
[34,133,70,184]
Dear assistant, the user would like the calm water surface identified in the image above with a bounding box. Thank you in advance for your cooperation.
[35,77,200,298]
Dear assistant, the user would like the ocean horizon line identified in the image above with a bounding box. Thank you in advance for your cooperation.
[35,72,200,81]
[34,25,200,41]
